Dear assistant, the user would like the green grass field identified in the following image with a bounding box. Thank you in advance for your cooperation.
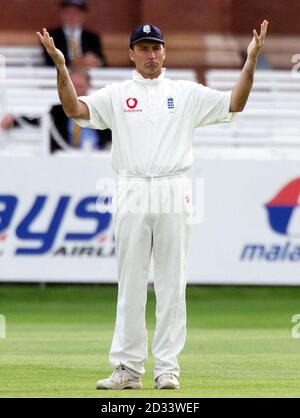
[0,284,300,398]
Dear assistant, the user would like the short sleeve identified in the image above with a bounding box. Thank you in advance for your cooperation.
[74,85,112,130]
[191,83,236,128]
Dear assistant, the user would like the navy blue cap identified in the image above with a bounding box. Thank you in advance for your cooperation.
[60,0,88,11]
[130,24,165,47]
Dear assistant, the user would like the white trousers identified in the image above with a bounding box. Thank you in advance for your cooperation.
[109,175,192,379]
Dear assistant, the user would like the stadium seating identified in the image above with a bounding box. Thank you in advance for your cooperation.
[0,33,296,69]
[194,70,300,147]
[0,109,50,156]
[1,30,300,154]
[2,68,300,153]
[0,46,44,66]
[0,66,197,85]
[0,66,197,155]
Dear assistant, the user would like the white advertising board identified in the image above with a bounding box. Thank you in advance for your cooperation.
[0,154,299,284]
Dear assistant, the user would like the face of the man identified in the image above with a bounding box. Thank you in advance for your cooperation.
[129,41,166,79]
[60,6,86,30]
[71,73,89,96]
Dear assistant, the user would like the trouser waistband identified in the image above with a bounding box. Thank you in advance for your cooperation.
[118,172,186,181]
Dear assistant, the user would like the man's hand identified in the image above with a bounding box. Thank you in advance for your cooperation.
[230,20,270,112]
[36,28,66,68]
[36,29,88,119]
[247,20,269,61]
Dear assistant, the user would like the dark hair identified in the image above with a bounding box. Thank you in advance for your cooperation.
[59,0,88,11]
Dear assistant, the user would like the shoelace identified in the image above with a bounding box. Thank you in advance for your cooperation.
[157,373,177,382]
[111,366,130,384]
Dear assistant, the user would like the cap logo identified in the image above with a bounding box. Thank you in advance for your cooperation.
[143,25,151,34]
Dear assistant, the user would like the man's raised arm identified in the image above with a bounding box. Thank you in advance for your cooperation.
[36,28,90,119]
[230,20,269,113]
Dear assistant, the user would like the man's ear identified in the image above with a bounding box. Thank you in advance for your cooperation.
[129,48,135,62]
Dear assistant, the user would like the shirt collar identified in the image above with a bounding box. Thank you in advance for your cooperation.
[63,26,82,37]
[132,68,166,84]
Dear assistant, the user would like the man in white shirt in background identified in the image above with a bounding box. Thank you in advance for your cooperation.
[37,20,268,390]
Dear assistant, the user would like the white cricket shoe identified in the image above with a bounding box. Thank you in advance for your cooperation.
[155,373,180,389]
[96,366,142,390]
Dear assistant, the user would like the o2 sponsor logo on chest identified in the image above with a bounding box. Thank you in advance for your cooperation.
[124,97,143,113]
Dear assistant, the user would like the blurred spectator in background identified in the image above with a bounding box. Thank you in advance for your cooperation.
[43,0,107,68]
[0,68,112,153]
[240,49,272,69]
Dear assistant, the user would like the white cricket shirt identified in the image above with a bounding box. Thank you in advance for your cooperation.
[75,68,235,177]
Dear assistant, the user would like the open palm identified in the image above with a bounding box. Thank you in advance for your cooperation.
[247,20,269,60]
[36,28,65,67]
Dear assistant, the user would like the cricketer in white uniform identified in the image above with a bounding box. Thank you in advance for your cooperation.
[37,20,269,390]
